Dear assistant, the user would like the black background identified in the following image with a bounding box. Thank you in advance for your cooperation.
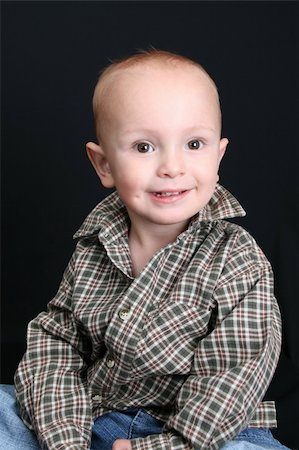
[1,1,298,447]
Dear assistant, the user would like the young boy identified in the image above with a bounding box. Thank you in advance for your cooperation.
[0,50,289,450]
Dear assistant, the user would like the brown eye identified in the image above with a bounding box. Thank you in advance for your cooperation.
[188,139,202,150]
[136,142,154,153]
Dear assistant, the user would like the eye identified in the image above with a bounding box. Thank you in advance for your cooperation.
[136,142,155,153]
[187,139,203,150]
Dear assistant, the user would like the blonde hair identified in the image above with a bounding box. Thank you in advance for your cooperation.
[92,48,220,140]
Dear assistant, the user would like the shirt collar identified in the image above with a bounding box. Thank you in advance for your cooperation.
[73,184,246,241]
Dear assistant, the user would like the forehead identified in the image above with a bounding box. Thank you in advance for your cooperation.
[94,64,221,133]
[97,63,217,102]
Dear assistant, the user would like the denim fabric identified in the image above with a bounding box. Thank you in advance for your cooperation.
[221,428,291,450]
[0,385,291,450]
[0,384,40,449]
[91,408,164,449]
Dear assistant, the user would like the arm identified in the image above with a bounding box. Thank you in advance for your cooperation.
[14,248,93,450]
[130,236,281,450]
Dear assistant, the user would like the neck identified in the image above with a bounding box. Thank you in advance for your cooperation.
[128,219,189,276]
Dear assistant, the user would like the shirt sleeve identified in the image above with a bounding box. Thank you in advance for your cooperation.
[130,232,282,450]
[14,246,93,450]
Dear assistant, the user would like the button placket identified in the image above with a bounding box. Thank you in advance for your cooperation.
[104,261,164,377]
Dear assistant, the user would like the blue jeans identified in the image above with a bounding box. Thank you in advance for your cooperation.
[0,385,290,449]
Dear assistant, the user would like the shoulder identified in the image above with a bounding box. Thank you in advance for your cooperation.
[213,220,272,285]
[221,220,269,262]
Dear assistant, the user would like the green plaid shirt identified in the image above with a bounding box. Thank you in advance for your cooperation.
[15,184,281,450]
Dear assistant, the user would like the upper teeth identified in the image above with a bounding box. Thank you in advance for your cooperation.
[156,191,181,197]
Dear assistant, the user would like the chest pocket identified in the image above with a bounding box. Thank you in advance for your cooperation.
[131,301,212,378]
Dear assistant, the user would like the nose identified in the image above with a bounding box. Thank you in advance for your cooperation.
[157,149,186,178]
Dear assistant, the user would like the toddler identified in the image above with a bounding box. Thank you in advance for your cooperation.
[0,49,290,450]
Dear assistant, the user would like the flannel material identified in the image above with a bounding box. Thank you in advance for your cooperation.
[14,184,281,450]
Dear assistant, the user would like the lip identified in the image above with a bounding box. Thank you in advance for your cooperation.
[149,189,191,204]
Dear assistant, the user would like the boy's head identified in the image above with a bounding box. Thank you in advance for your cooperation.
[87,49,228,232]
[92,50,222,142]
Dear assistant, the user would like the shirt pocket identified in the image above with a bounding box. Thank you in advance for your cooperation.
[131,302,212,377]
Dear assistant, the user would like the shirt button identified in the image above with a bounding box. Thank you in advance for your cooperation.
[118,308,131,321]
[106,358,115,368]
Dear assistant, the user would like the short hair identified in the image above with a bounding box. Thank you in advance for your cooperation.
[92,48,220,140]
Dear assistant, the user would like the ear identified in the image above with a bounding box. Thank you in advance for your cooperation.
[218,137,229,163]
[216,138,229,183]
[86,141,115,188]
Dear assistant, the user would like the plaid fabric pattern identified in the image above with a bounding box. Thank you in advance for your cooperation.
[14,184,281,450]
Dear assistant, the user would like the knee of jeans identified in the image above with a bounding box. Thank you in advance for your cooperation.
[234,428,291,449]
[0,384,16,398]
[0,384,18,413]
[236,428,271,441]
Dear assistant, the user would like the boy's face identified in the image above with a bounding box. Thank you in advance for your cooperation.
[87,65,228,232]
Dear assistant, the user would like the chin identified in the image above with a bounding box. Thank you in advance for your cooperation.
[151,215,191,227]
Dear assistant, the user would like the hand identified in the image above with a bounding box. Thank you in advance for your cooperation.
[112,439,132,450]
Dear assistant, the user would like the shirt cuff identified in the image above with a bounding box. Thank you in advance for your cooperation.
[130,431,193,450]
[248,401,277,428]
[39,422,91,450]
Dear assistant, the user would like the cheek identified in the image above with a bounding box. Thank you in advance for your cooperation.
[113,171,145,193]
[194,161,219,182]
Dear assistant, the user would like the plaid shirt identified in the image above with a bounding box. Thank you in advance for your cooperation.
[14,184,281,450]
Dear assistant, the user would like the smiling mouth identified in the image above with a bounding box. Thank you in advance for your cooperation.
[153,190,187,197]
